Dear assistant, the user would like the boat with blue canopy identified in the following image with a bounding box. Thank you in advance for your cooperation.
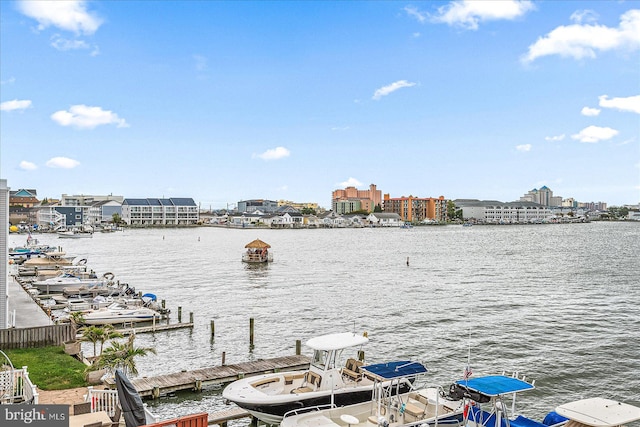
[455,373,640,427]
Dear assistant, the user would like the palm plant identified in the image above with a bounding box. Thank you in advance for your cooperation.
[97,325,123,355]
[80,325,124,359]
[79,325,102,357]
[95,335,156,377]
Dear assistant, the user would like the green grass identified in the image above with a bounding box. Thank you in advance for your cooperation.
[4,346,89,390]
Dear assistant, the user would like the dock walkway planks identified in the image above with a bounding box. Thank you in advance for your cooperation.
[118,322,194,335]
[207,407,251,426]
[132,355,310,398]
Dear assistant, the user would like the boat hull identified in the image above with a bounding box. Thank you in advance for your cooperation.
[82,314,159,325]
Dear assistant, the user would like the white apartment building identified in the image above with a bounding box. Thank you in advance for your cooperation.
[122,198,199,225]
[61,194,124,206]
[455,200,553,223]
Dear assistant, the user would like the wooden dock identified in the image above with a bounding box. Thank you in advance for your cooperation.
[208,407,251,426]
[131,355,310,398]
[118,322,194,335]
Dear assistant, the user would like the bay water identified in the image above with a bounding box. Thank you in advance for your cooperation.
[12,222,640,423]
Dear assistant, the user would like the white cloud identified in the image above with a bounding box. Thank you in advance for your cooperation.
[46,157,80,169]
[516,144,532,152]
[51,105,129,129]
[571,125,619,143]
[338,177,363,188]
[598,94,640,114]
[428,0,535,30]
[0,99,32,111]
[404,6,428,23]
[51,34,90,51]
[581,106,600,116]
[570,10,599,25]
[255,146,290,161]
[331,126,350,131]
[19,161,37,171]
[522,9,640,63]
[372,80,416,100]
[1,77,16,85]
[545,134,565,142]
[18,0,102,35]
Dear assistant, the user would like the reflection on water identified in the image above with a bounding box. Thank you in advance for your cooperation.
[12,222,640,424]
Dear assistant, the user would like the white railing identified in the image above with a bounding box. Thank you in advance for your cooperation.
[0,366,39,404]
[86,386,119,418]
[86,386,158,424]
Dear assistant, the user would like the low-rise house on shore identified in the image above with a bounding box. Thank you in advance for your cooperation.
[320,211,347,228]
[367,212,403,227]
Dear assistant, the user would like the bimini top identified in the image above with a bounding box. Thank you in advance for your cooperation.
[555,398,640,427]
[305,332,369,351]
[455,375,534,397]
[361,361,428,381]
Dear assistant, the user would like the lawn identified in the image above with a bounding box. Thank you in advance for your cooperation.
[4,346,88,390]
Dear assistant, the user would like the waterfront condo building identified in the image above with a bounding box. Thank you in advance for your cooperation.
[122,198,199,225]
[331,184,382,214]
[383,195,448,223]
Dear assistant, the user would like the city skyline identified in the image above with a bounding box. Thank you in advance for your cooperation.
[8,182,616,212]
[1,1,639,209]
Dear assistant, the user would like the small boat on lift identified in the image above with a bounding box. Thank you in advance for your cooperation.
[242,239,273,263]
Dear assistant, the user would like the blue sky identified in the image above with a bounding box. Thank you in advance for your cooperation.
[1,1,638,209]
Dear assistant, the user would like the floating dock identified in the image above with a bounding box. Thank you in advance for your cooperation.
[129,355,310,398]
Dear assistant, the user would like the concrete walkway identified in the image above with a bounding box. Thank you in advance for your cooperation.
[7,276,52,328]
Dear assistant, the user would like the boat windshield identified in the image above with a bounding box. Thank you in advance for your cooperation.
[311,349,328,369]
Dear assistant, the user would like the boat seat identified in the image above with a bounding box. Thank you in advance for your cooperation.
[291,372,320,393]
[252,377,280,388]
[404,394,429,419]
[343,358,363,381]
[284,373,306,385]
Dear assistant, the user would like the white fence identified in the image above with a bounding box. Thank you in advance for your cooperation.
[86,386,158,424]
[0,366,39,404]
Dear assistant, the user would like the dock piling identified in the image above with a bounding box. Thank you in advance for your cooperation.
[210,320,215,339]
[296,340,301,355]
[249,318,254,347]
[178,307,182,323]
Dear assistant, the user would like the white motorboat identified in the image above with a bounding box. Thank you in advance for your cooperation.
[58,230,94,238]
[280,361,465,427]
[31,272,107,293]
[82,302,161,325]
[222,332,417,425]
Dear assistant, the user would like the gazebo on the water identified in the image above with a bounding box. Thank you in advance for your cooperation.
[242,239,273,263]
